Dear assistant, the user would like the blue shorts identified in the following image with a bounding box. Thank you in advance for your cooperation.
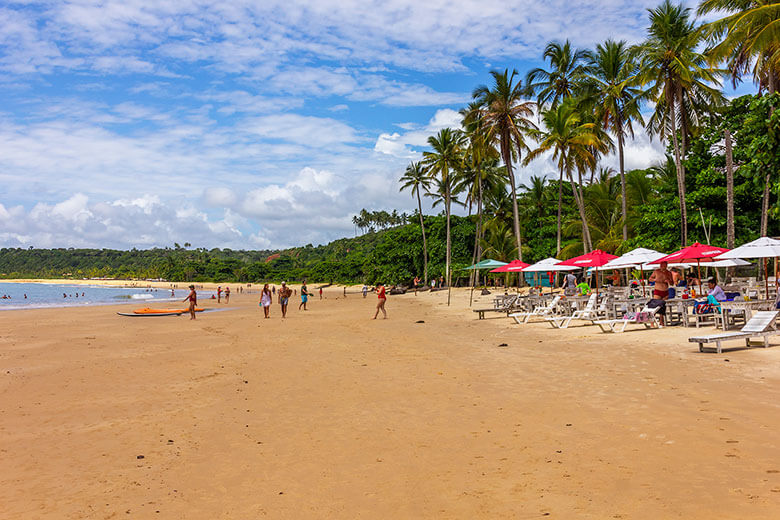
[280,298,289,305]
[301,295,308,303]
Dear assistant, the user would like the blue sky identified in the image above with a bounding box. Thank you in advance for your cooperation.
[0,0,754,249]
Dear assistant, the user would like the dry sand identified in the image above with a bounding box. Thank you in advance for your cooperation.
[2,286,780,519]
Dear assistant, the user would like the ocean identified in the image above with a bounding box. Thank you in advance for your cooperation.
[0,282,183,311]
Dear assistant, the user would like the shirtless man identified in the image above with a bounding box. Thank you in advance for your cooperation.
[182,284,197,320]
[649,261,674,325]
[278,281,293,318]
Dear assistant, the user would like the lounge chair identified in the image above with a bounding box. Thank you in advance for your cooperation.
[473,294,518,320]
[545,293,598,329]
[594,304,660,333]
[509,295,562,324]
[688,311,780,353]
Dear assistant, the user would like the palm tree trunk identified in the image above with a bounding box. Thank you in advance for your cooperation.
[567,169,591,254]
[669,98,687,246]
[503,133,523,262]
[416,189,428,284]
[618,125,628,241]
[445,178,452,305]
[576,168,593,251]
[556,168,563,255]
[761,173,771,237]
[676,88,689,246]
[476,175,484,286]
[725,128,735,248]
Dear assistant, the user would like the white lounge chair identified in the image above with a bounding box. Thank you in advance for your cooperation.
[594,305,660,333]
[546,293,598,329]
[688,311,780,353]
[509,295,562,324]
[473,294,518,320]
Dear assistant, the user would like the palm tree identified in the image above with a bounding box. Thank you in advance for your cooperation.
[698,0,780,236]
[636,0,724,246]
[526,40,591,108]
[422,128,466,303]
[584,39,645,241]
[519,175,549,220]
[698,0,780,94]
[471,69,536,262]
[526,98,609,253]
[400,162,433,284]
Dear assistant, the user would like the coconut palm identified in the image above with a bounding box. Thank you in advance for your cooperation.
[636,0,724,246]
[526,40,591,108]
[399,161,433,284]
[525,98,610,253]
[698,0,780,94]
[519,175,550,220]
[698,0,780,236]
[583,39,645,241]
[422,128,467,303]
[471,69,536,262]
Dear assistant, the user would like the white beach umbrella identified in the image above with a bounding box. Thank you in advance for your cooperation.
[602,248,666,269]
[669,258,751,268]
[523,257,578,272]
[716,237,780,259]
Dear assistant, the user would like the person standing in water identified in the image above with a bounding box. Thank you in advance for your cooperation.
[260,284,272,319]
[183,285,197,320]
[217,286,222,303]
[224,286,230,303]
[278,282,292,318]
[373,282,387,319]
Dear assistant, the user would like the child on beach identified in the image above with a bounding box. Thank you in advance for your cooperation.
[183,285,197,320]
[260,284,272,318]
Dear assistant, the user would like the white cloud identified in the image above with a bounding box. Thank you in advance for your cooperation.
[375,108,463,157]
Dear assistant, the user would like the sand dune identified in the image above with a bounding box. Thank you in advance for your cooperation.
[2,287,780,519]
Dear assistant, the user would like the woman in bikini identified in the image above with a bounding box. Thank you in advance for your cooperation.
[182,285,197,320]
[373,282,387,319]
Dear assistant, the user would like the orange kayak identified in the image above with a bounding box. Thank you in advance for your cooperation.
[133,308,204,314]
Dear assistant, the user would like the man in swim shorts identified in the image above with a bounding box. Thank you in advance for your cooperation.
[649,261,674,325]
[299,281,310,311]
[278,281,292,318]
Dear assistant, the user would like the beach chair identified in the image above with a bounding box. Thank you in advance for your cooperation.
[594,305,660,333]
[688,311,780,353]
[545,293,598,329]
[509,295,562,324]
[473,294,518,320]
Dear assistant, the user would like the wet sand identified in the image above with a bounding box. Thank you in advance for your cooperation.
[2,287,780,519]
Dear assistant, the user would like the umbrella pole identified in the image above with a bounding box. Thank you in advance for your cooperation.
[697,260,703,296]
[765,258,769,300]
[641,267,645,297]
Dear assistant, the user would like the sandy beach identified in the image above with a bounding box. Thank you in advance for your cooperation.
[2,286,780,519]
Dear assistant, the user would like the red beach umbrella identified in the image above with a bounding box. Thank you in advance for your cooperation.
[558,250,618,296]
[648,242,731,295]
[489,260,530,273]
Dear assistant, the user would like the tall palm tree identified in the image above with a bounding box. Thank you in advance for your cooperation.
[526,98,608,253]
[636,0,724,246]
[519,175,549,220]
[422,128,466,304]
[698,0,780,94]
[699,0,780,236]
[584,39,645,241]
[526,40,591,108]
[399,161,433,284]
[472,69,536,262]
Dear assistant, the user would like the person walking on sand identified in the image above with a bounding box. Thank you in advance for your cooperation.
[413,276,420,295]
[217,286,222,303]
[373,282,387,319]
[649,261,674,326]
[224,286,230,303]
[362,285,368,298]
[299,281,310,311]
[278,282,292,318]
[319,287,323,300]
[260,284,272,319]
[183,285,197,320]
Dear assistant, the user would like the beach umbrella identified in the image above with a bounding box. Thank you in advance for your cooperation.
[602,247,666,296]
[649,242,730,295]
[464,259,508,270]
[522,258,577,294]
[489,260,530,273]
[716,237,780,297]
[559,250,618,297]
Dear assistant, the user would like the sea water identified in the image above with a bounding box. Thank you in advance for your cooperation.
[0,282,183,311]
